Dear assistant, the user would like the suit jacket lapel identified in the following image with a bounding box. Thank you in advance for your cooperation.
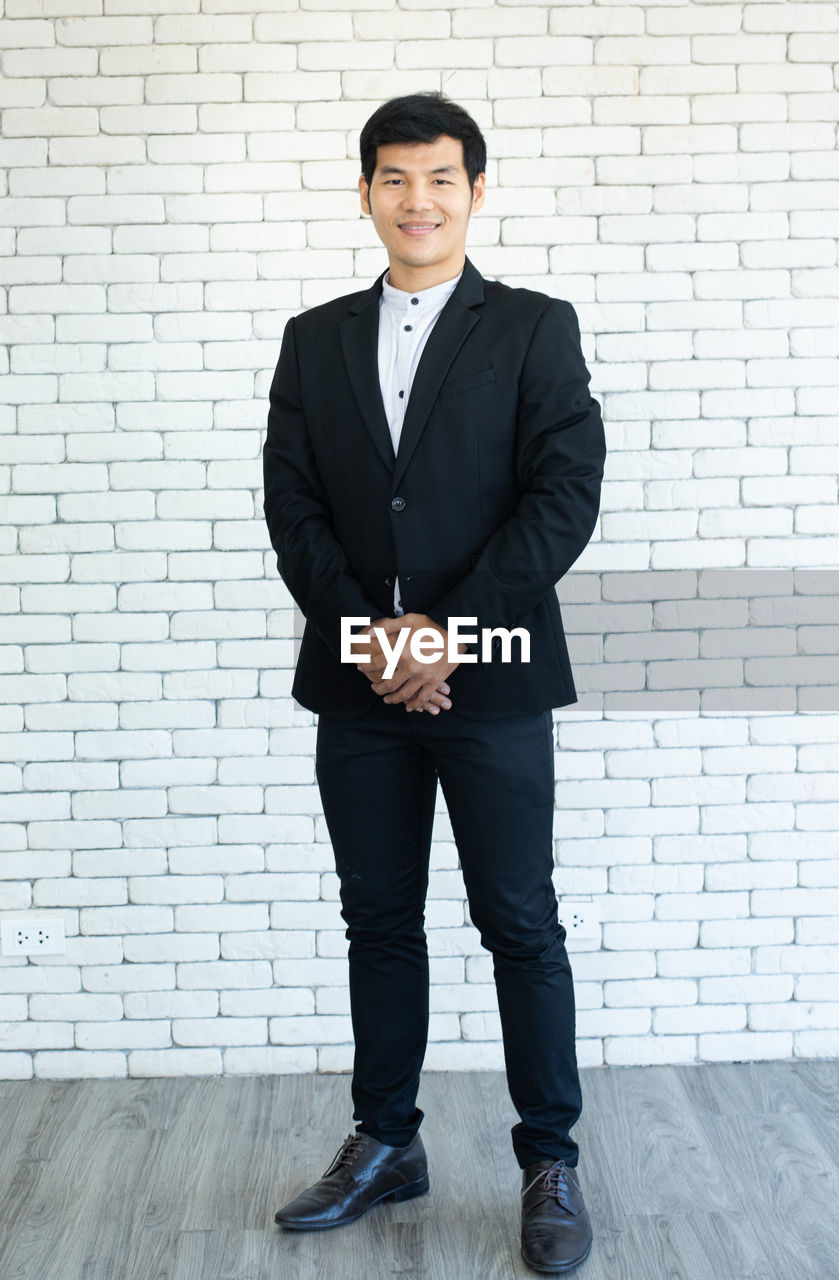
[339,257,486,484]
[392,257,485,490]
[340,269,395,472]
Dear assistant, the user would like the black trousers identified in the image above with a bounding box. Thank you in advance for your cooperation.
[315,695,582,1169]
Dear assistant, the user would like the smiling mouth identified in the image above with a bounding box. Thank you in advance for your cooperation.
[399,223,439,233]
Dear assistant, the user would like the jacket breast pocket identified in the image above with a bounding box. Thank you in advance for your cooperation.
[439,368,495,399]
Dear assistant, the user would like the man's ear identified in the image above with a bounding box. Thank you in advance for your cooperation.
[358,174,371,216]
[471,173,486,213]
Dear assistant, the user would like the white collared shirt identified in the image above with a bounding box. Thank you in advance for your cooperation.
[378,266,463,615]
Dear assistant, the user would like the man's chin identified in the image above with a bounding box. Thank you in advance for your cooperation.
[393,245,444,269]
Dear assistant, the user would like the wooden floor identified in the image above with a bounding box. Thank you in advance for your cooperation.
[1,1060,838,1280]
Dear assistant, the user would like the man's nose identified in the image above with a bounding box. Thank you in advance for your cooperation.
[401,183,434,211]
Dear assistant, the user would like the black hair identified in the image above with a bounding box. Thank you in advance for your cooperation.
[359,92,487,190]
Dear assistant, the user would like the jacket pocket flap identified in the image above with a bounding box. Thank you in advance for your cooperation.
[440,368,495,398]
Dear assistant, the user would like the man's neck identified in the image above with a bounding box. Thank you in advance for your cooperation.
[384,256,466,294]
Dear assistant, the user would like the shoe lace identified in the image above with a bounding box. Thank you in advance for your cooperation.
[542,1160,568,1200]
[324,1134,366,1177]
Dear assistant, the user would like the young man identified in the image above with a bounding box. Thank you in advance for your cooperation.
[263,93,606,1274]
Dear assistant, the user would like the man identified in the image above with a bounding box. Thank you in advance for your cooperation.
[263,92,605,1275]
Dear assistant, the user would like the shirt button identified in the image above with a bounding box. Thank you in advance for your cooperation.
[404,324,412,332]
[411,297,419,305]
[398,390,404,399]
[390,496,406,512]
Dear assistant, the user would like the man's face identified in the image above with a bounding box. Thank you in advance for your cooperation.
[358,135,485,288]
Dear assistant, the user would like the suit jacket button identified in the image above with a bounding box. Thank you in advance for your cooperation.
[390,497,406,512]
[384,575,395,587]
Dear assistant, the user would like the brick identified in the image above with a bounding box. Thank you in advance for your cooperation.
[115,520,210,551]
[54,318,151,348]
[20,583,115,613]
[10,275,100,319]
[12,165,104,200]
[195,101,295,133]
[15,462,105,501]
[72,786,170,819]
[119,641,216,671]
[157,13,251,42]
[749,772,839,803]
[64,255,159,286]
[68,672,162,702]
[55,16,153,44]
[120,701,213,732]
[199,46,298,76]
[99,44,197,79]
[153,311,250,341]
[107,283,204,314]
[742,122,835,154]
[255,10,348,41]
[124,1048,221,1075]
[69,551,167,583]
[26,702,118,731]
[603,921,698,950]
[357,8,449,38]
[120,586,213,614]
[0,19,55,48]
[24,757,119,788]
[108,461,205,490]
[3,47,97,77]
[547,126,642,160]
[25,642,119,673]
[0,199,64,238]
[46,75,144,109]
[121,759,215,789]
[145,73,242,104]
[0,611,65,642]
[744,477,838,510]
[142,144,244,179]
[155,492,252,522]
[102,104,198,134]
[76,1024,170,1051]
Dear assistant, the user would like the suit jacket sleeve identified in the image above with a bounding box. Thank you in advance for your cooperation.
[263,315,382,662]
[424,298,605,636]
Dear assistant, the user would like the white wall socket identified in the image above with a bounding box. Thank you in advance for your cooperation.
[556,901,601,941]
[1,918,66,955]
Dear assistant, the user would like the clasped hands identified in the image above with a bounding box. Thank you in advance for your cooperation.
[354,613,466,716]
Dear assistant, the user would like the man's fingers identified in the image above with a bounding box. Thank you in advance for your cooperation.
[423,690,452,713]
[358,661,387,681]
[404,679,447,712]
[376,613,416,632]
[379,676,423,705]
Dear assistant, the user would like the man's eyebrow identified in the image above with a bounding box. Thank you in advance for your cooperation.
[376,165,461,175]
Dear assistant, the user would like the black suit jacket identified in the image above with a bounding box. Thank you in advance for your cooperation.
[263,256,606,719]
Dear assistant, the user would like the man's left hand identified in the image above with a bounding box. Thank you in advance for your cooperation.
[355,613,465,713]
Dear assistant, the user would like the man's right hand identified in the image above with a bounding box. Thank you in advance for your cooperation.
[422,680,452,716]
[353,619,453,714]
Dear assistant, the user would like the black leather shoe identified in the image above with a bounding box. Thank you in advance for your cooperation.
[274,1131,429,1230]
[520,1159,592,1274]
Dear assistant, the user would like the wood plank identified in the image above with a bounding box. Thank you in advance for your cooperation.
[0,1062,837,1279]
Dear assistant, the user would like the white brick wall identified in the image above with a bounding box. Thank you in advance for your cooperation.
[2,0,839,1080]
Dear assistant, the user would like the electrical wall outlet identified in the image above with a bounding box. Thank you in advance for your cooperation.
[1,918,66,956]
[557,901,601,941]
